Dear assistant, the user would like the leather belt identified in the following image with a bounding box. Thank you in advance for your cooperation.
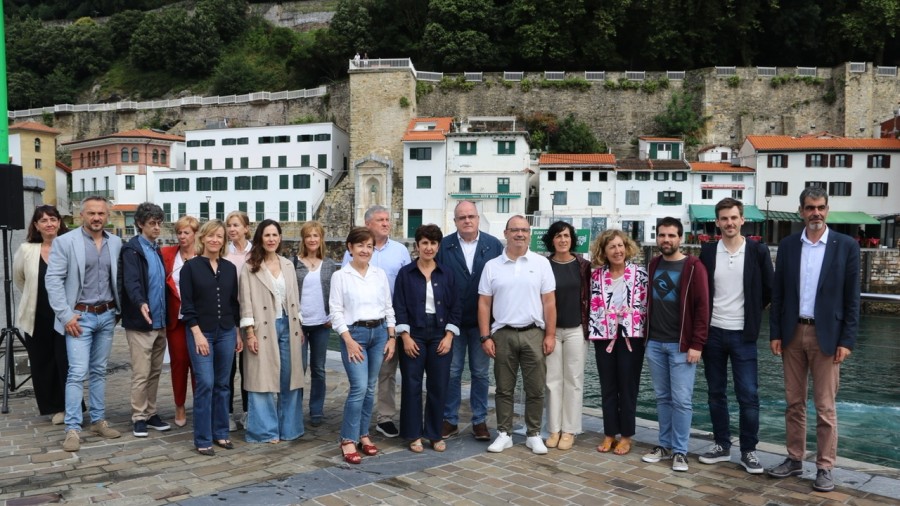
[74,301,116,314]
[798,317,815,325]
[351,319,384,328]
[501,323,538,332]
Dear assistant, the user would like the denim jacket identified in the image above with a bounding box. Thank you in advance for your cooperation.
[393,259,461,336]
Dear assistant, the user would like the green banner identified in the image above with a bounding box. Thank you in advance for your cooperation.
[530,228,591,253]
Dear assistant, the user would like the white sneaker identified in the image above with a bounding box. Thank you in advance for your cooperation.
[487,431,513,453]
[229,417,238,432]
[526,436,548,455]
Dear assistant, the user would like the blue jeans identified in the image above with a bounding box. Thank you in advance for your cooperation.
[702,326,759,452]
[399,314,451,441]
[64,310,116,432]
[301,324,331,420]
[443,326,490,425]
[187,326,236,449]
[246,316,304,443]
[646,339,697,455]
[340,323,387,442]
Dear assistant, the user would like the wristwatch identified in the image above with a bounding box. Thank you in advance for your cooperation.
[480,335,492,343]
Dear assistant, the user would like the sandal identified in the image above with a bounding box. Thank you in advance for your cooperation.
[359,435,378,456]
[215,439,234,450]
[409,438,424,453]
[197,447,215,456]
[597,436,618,453]
[613,437,632,455]
[430,439,447,452]
[341,441,361,464]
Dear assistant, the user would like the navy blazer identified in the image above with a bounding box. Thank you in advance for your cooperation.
[393,259,461,335]
[770,228,860,355]
[435,231,503,328]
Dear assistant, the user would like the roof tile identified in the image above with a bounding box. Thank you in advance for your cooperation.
[746,134,900,151]
[691,162,754,173]
[402,117,454,141]
[9,121,61,135]
[539,153,616,166]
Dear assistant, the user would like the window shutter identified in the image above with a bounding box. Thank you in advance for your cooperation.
[846,154,853,167]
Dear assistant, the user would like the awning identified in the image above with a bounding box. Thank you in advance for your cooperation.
[825,211,880,225]
[766,210,802,222]
[688,204,766,223]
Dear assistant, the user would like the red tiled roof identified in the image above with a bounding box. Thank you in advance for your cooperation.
[639,136,682,142]
[402,117,453,141]
[746,134,900,151]
[56,161,72,174]
[111,204,138,212]
[9,121,61,135]
[539,153,616,166]
[691,162,754,173]
[63,129,184,145]
[617,158,690,171]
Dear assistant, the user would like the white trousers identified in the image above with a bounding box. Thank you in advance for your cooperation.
[544,326,587,434]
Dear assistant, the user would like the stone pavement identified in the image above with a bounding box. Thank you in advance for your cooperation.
[1,330,898,505]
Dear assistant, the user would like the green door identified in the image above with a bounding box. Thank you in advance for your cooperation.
[407,210,422,238]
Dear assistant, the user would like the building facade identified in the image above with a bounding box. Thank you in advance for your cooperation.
[401,117,453,237]
[536,154,616,238]
[8,121,62,209]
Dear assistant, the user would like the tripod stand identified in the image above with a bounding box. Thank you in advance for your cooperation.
[1,225,29,414]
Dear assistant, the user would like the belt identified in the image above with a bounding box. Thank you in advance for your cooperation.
[798,317,815,325]
[501,323,538,332]
[74,301,116,314]
[351,319,384,328]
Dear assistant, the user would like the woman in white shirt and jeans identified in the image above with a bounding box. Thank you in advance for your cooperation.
[329,227,396,464]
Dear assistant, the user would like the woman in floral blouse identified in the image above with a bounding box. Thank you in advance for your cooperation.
[589,229,648,456]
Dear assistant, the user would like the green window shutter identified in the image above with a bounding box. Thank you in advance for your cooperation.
[650,143,658,159]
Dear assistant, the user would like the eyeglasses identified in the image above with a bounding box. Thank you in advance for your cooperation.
[506,228,530,234]
[455,214,478,221]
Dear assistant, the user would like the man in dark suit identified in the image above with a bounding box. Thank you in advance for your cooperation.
[767,187,860,493]
[437,201,502,441]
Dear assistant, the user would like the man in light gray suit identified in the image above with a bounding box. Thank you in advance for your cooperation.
[46,196,123,452]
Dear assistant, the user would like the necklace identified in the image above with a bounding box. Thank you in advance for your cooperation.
[551,255,576,264]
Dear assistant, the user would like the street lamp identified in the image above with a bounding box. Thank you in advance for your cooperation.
[550,192,557,222]
[205,195,211,220]
[764,193,771,244]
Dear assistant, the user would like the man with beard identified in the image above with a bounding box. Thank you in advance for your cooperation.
[641,216,709,472]
[767,187,860,493]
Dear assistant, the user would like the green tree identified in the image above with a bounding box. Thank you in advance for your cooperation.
[7,70,42,110]
[196,0,249,44]
[420,0,501,69]
[329,0,375,56]
[839,0,900,64]
[65,17,114,81]
[107,10,145,54]
[552,114,605,153]
[654,91,706,145]
[129,7,222,76]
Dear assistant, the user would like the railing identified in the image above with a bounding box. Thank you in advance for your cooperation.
[9,87,328,118]
[504,71,524,81]
[417,71,443,81]
[70,189,115,203]
[464,72,482,82]
[715,66,736,76]
[584,71,606,81]
[849,62,867,73]
[796,66,817,77]
[348,58,413,71]
[625,71,645,81]
[666,71,685,80]
[876,66,898,77]
[544,71,565,81]
[757,66,777,77]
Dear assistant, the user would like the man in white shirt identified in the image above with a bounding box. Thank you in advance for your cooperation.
[342,205,410,437]
[478,215,556,455]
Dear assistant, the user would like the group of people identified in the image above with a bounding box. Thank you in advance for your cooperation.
[15,188,858,493]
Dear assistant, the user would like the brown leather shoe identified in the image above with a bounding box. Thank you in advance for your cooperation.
[442,421,459,439]
[472,422,491,441]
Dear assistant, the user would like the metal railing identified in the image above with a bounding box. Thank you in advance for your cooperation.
[849,62,867,73]
[504,71,524,81]
[348,58,413,71]
[625,71,645,81]
[464,72,482,82]
[585,71,606,81]
[544,71,565,81]
[70,189,115,203]
[417,71,443,81]
[715,66,736,76]
[757,67,777,77]
[796,66,817,77]
[666,71,685,80]
[876,66,898,77]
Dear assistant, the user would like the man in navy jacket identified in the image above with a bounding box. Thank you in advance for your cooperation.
[119,202,171,438]
[767,187,860,493]
[436,201,502,441]
[698,198,773,474]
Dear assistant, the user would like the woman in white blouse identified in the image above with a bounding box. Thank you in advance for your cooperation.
[330,227,396,464]
[238,220,305,443]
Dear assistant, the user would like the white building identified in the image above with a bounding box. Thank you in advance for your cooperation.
[401,117,453,237]
[535,153,616,237]
[697,144,735,163]
[444,116,532,234]
[155,123,349,224]
[688,161,763,239]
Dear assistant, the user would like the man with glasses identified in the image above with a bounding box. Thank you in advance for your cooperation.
[119,202,172,438]
[478,215,556,454]
[437,201,502,441]
[767,187,860,492]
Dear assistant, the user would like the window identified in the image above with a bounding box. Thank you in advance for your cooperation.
[280,201,290,221]
[178,203,186,217]
[314,133,331,141]
[565,171,574,181]
[125,175,134,190]
[582,172,591,182]
[163,203,171,222]
[186,140,201,147]
[200,202,209,220]
[152,149,159,163]
[280,175,289,189]
[654,172,669,181]
[159,179,174,192]
[237,137,249,145]
[868,182,889,197]
[121,148,129,163]
[213,177,227,191]
[297,201,307,221]
[204,159,212,170]
[318,154,327,168]
[497,198,510,213]
[702,189,713,199]
[35,159,42,170]
[766,181,789,196]
[658,191,682,205]
[673,172,688,181]
[300,155,310,166]
[160,150,167,165]
[497,177,510,193]
[262,156,271,168]
[278,155,287,168]
[731,174,743,182]
[240,157,249,169]
[104,176,109,190]
[806,153,828,167]
[829,181,852,196]
[223,138,237,146]
[552,191,567,205]
[196,177,212,191]
[416,176,432,189]
[132,148,139,162]
[459,141,477,155]
[635,171,650,181]
[657,143,671,152]
[235,176,251,190]
[805,181,827,189]
[868,154,890,168]
[732,190,743,200]
[459,177,471,192]
[625,190,640,205]
[617,172,632,181]
[201,139,215,147]
[34,138,41,152]
[252,176,268,190]
[275,135,290,143]
[547,171,557,181]
[255,202,265,222]
[189,159,198,171]
[238,202,247,213]
[701,174,712,182]
[80,153,84,168]
[298,135,313,142]
[225,158,233,169]
[831,154,852,168]
[767,154,787,168]
[497,141,515,155]
[216,202,225,220]
[174,178,190,191]
[294,174,311,189]
[588,191,601,206]
[598,172,608,181]
[259,136,273,144]
[410,147,432,160]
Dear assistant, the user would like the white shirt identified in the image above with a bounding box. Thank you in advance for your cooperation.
[710,238,746,330]
[329,264,396,335]
[799,227,829,318]
[478,249,556,334]
[459,232,480,273]
[172,252,186,319]
[300,268,328,326]
[265,268,287,316]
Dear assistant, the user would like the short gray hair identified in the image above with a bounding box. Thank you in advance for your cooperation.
[364,205,390,222]
[799,186,829,207]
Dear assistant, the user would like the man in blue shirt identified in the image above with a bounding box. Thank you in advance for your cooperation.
[119,202,171,438]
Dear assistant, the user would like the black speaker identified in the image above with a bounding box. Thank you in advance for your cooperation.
[0,164,25,230]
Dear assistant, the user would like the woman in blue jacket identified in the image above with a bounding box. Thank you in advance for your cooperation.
[393,224,461,453]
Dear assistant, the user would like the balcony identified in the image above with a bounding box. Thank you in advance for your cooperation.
[70,189,115,204]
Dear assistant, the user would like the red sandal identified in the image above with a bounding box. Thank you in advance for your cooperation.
[359,435,378,456]
[341,441,361,464]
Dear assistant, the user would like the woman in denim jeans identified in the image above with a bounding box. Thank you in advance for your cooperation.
[294,221,338,428]
[179,220,242,456]
[329,227,396,464]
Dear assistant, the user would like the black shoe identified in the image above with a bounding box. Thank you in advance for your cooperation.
[376,421,399,438]
[813,469,834,492]
[767,457,803,478]
[133,420,148,438]
[215,439,234,450]
[147,415,171,432]
[197,447,216,456]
